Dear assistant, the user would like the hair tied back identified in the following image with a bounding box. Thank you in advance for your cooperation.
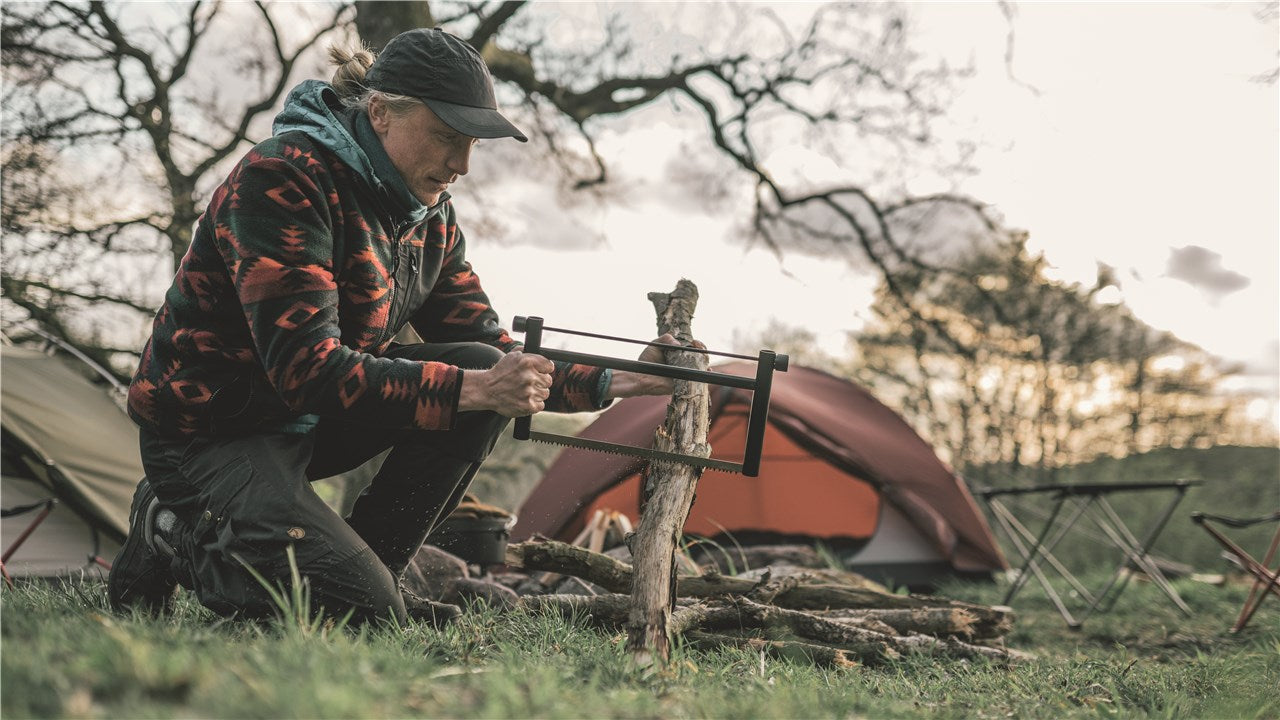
[328,44,375,98]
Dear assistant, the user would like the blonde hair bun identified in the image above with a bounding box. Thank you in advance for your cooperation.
[328,44,375,98]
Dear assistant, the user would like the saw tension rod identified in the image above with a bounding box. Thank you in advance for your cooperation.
[511,315,788,477]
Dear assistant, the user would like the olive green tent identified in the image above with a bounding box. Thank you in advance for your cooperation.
[1,344,135,578]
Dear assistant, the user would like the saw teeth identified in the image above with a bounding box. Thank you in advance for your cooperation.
[529,436,636,457]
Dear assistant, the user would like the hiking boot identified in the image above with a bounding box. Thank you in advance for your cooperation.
[107,478,177,614]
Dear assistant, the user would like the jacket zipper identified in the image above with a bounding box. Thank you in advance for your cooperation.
[383,222,420,344]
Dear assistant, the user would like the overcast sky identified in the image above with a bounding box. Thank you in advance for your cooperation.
[448,2,1278,426]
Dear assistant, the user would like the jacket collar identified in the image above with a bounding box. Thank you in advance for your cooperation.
[272,80,446,226]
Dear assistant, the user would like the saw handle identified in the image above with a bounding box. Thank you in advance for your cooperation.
[741,349,777,477]
[512,316,543,440]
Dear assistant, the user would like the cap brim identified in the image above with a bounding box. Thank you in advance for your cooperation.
[423,98,528,142]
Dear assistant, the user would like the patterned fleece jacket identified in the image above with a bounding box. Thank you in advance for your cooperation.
[128,80,608,438]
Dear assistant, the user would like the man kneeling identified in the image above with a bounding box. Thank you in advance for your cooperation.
[109,28,675,624]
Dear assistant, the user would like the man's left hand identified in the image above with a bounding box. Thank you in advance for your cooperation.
[605,334,706,400]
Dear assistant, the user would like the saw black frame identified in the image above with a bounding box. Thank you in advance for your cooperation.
[510,315,788,477]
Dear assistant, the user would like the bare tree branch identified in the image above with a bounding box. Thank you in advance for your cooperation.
[3,276,154,315]
[190,2,351,181]
[469,1,526,50]
[168,1,217,87]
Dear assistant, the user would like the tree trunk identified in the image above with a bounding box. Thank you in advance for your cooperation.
[355,1,434,51]
[626,279,711,664]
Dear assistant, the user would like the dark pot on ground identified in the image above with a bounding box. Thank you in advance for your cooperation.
[427,516,513,566]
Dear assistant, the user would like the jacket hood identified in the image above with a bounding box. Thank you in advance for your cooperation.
[273,80,376,184]
[272,80,435,224]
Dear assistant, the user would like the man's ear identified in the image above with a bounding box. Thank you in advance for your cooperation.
[367,95,389,135]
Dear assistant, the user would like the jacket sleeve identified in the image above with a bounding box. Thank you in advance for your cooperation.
[410,213,610,413]
[212,147,464,430]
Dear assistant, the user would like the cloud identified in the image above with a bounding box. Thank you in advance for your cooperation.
[1164,245,1250,302]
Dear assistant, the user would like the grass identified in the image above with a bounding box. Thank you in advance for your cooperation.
[2,570,1276,719]
[6,445,1276,717]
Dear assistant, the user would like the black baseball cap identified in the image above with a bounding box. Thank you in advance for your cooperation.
[365,28,528,142]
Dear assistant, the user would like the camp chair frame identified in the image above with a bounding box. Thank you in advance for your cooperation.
[1190,510,1280,633]
[977,480,1200,629]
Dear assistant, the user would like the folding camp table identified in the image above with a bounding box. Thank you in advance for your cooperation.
[1191,510,1280,633]
[976,480,1201,629]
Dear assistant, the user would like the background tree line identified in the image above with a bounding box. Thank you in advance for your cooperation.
[737,234,1275,481]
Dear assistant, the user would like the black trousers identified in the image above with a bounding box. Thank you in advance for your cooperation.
[139,342,509,624]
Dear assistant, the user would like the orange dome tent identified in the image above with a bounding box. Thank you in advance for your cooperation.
[512,363,1006,588]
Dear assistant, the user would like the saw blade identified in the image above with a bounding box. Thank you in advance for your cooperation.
[527,431,743,474]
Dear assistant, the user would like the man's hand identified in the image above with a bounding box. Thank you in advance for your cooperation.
[459,351,554,417]
[605,333,706,400]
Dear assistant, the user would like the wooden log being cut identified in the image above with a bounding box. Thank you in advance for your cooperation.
[626,279,711,665]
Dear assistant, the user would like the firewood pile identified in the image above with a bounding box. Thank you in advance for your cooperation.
[402,536,1030,667]
[510,538,1029,666]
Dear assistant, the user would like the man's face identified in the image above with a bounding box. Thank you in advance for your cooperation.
[369,96,477,207]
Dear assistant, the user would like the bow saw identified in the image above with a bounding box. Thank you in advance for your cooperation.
[511,316,788,477]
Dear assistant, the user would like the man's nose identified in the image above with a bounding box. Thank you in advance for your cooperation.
[447,143,472,178]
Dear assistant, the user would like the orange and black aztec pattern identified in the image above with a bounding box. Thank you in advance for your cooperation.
[129,133,605,437]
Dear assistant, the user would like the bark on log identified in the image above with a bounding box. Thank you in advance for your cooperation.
[813,607,1012,641]
[521,594,631,626]
[815,608,977,638]
[686,631,861,668]
[674,597,901,659]
[691,573,926,609]
[627,280,711,664]
[506,540,633,593]
[521,593,697,627]
[682,597,1031,664]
